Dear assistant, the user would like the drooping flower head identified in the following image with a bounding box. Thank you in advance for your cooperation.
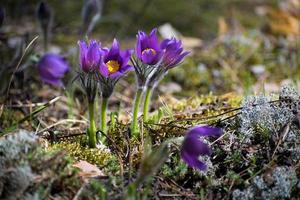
[136,28,163,65]
[99,39,133,79]
[38,53,69,87]
[78,40,103,72]
[160,37,190,69]
[180,126,223,171]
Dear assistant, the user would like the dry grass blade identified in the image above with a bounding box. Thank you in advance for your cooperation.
[6,35,39,98]
[36,119,87,135]
[3,96,61,133]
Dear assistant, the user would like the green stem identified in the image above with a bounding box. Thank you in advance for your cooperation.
[131,88,143,136]
[88,101,97,148]
[43,28,48,52]
[143,87,153,122]
[100,97,108,141]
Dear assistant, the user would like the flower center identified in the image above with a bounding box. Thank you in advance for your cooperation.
[106,60,120,74]
[142,48,156,56]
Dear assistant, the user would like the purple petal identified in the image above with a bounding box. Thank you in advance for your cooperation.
[166,50,190,68]
[160,38,171,49]
[188,126,223,138]
[135,29,162,64]
[99,63,109,77]
[141,49,157,65]
[148,28,160,51]
[151,50,164,65]
[136,31,146,59]
[106,38,120,62]
[38,53,69,87]
[181,150,208,171]
[109,71,122,79]
[160,37,189,68]
[120,49,133,67]
[78,40,87,64]
[182,136,212,156]
[180,125,223,171]
[87,40,100,66]
[38,54,69,78]
[120,64,134,73]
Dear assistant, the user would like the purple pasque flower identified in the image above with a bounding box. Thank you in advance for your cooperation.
[136,28,163,65]
[99,39,133,79]
[97,39,133,98]
[78,39,103,73]
[160,37,190,69]
[180,126,223,171]
[38,53,69,87]
[146,38,189,87]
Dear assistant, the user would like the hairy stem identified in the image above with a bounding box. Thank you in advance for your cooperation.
[100,97,108,142]
[88,101,97,148]
[143,87,153,122]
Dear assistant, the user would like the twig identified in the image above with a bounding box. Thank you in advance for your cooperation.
[72,182,88,200]
[271,121,291,158]
[36,119,87,135]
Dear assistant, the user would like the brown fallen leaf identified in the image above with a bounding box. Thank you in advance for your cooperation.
[73,160,105,179]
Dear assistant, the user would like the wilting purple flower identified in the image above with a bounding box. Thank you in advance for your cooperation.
[136,28,163,65]
[78,40,103,72]
[38,53,69,87]
[160,38,190,69]
[99,39,133,79]
[0,7,5,28]
[180,126,223,171]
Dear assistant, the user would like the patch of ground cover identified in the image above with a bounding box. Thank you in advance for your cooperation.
[154,85,300,199]
[1,86,300,199]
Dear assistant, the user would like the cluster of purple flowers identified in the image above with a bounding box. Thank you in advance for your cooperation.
[37,28,189,94]
[78,39,133,81]
[132,28,190,88]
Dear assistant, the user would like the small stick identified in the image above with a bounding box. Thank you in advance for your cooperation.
[36,119,87,135]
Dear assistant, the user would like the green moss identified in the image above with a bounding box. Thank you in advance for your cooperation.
[49,140,112,167]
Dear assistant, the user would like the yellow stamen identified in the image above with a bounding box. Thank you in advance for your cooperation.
[142,48,156,56]
[106,60,120,74]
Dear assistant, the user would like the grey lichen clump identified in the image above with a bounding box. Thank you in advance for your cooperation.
[0,130,38,200]
[232,166,298,200]
[0,130,80,199]
[239,85,298,142]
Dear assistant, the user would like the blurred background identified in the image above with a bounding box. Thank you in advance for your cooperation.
[0,0,299,100]
[0,0,283,39]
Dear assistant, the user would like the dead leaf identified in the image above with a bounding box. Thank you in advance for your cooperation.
[73,160,105,178]
[257,6,300,36]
